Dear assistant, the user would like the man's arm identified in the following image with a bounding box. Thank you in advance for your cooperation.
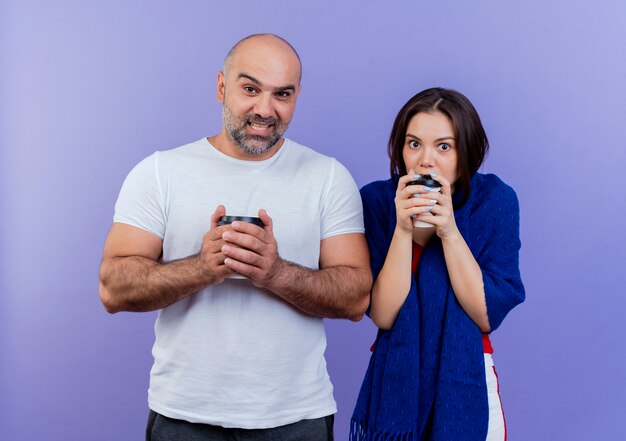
[99,206,233,313]
[221,210,372,321]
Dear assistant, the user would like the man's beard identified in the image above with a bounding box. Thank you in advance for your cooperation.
[223,105,289,156]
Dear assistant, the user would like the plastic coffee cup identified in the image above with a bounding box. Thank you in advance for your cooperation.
[407,175,442,228]
[217,215,263,228]
[218,215,264,279]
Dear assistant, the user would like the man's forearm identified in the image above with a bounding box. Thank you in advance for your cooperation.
[267,260,371,321]
[99,254,209,313]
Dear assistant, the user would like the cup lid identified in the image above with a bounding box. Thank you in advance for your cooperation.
[218,215,264,227]
[407,174,442,188]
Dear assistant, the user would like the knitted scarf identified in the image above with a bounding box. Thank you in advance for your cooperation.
[351,173,525,441]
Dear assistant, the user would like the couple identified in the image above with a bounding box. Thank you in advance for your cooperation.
[99,34,525,441]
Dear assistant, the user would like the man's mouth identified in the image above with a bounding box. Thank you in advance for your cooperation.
[249,122,272,130]
[246,120,276,136]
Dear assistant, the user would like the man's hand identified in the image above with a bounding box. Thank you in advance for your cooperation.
[221,208,371,321]
[220,209,283,288]
[99,204,235,313]
[198,205,235,284]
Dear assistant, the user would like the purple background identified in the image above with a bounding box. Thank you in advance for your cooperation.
[2,1,625,439]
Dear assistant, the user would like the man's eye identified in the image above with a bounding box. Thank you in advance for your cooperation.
[244,86,256,93]
[276,91,290,98]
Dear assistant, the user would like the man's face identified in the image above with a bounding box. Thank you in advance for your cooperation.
[221,91,290,156]
[217,38,301,156]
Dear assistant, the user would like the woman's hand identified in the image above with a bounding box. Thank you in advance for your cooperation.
[395,169,440,235]
[413,174,460,241]
[414,174,490,330]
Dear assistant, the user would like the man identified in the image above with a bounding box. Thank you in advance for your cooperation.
[99,34,371,441]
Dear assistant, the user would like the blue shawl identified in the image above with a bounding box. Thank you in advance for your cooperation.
[351,173,525,441]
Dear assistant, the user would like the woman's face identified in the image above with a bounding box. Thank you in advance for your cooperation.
[402,111,459,185]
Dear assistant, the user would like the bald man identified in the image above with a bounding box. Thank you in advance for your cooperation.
[99,34,371,440]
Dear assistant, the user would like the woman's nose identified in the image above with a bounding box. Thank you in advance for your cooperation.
[419,147,435,168]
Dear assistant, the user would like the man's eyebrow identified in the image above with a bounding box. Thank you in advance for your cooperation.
[274,85,296,93]
[237,73,296,93]
[238,73,262,85]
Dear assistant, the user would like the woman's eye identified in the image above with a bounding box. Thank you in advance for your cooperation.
[439,143,451,151]
[408,140,420,148]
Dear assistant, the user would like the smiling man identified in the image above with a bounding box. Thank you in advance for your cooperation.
[216,35,300,159]
[98,34,371,441]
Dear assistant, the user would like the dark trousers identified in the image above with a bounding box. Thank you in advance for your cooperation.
[146,410,334,441]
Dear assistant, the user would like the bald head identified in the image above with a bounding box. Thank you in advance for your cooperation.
[223,34,302,84]
[213,34,302,159]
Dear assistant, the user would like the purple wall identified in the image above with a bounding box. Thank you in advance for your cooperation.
[2,1,626,439]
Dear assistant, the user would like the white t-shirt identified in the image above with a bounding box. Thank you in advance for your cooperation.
[113,138,364,428]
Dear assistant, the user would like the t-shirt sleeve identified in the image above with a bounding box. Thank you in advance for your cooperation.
[113,152,166,239]
[320,159,365,240]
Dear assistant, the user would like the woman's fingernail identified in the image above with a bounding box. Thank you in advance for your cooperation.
[411,214,417,219]
[413,174,422,179]
[413,193,421,198]
[423,186,432,191]
[425,206,433,211]
[430,199,437,204]
[430,173,438,177]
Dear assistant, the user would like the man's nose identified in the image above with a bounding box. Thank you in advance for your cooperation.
[253,94,275,118]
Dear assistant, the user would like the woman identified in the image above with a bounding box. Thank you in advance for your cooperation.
[351,88,525,441]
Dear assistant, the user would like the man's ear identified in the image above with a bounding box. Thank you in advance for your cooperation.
[216,71,225,103]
